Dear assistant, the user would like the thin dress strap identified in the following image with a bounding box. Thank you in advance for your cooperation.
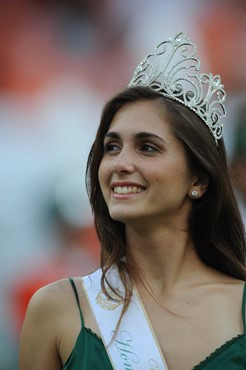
[242,282,246,334]
[68,277,85,328]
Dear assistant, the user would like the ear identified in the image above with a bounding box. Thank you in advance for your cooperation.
[188,172,209,199]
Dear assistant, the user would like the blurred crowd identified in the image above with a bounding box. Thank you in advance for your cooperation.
[0,0,245,368]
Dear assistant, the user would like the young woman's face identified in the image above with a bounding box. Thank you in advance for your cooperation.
[98,100,196,228]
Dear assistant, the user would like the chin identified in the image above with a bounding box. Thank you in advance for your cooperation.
[109,209,140,223]
[109,207,149,226]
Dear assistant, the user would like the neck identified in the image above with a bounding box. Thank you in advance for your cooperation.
[126,223,207,294]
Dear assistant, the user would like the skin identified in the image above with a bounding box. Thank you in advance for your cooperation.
[99,101,198,230]
[19,100,245,370]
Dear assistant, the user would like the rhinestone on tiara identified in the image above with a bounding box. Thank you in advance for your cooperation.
[128,32,226,145]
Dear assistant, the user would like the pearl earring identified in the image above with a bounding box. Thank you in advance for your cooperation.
[191,190,198,198]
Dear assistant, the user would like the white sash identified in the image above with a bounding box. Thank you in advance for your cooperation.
[82,267,168,370]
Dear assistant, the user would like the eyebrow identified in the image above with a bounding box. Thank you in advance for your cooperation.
[104,131,166,144]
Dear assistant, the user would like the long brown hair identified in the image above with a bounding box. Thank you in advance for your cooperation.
[86,86,246,319]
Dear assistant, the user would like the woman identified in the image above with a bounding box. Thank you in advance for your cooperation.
[19,33,246,370]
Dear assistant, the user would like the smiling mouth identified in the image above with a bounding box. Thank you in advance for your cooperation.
[113,186,145,195]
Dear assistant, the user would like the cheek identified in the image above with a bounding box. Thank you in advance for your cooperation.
[151,163,191,192]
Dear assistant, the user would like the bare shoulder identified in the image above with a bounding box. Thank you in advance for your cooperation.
[19,277,89,370]
[223,276,246,305]
[199,273,246,330]
[27,277,91,319]
[202,271,246,303]
[29,277,86,309]
[214,274,245,296]
[22,278,84,325]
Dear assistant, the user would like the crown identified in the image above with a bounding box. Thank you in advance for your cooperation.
[128,32,226,145]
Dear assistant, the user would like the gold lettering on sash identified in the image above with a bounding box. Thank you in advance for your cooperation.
[96,287,123,310]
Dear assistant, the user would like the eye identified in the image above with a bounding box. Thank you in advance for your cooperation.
[140,143,158,153]
[104,142,121,153]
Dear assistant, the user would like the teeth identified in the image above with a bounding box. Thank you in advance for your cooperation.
[113,186,144,194]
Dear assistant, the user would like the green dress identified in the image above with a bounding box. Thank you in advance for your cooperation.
[63,279,246,370]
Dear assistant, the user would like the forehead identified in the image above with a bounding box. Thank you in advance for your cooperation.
[108,100,172,138]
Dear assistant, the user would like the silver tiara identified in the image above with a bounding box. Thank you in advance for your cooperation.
[128,32,226,144]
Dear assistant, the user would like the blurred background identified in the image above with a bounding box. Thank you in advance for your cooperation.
[0,0,245,368]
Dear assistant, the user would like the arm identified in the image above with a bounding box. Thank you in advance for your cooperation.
[19,284,63,370]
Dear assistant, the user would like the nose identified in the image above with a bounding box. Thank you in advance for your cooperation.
[112,148,135,174]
